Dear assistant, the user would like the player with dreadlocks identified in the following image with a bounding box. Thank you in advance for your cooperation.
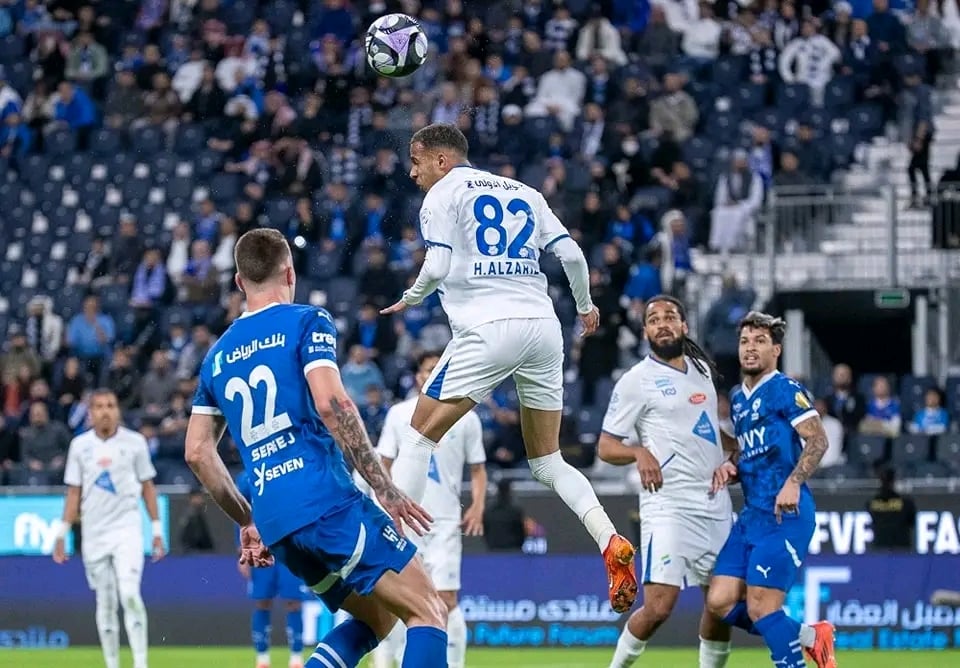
[599,295,737,668]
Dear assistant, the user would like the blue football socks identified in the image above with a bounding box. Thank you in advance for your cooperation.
[252,609,271,654]
[401,626,448,667]
[286,610,304,654]
[754,611,806,668]
[307,619,378,668]
[721,600,760,635]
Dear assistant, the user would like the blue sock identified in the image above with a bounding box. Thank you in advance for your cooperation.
[307,619,378,668]
[252,609,271,654]
[721,600,760,636]
[401,626,447,668]
[754,610,806,668]
[286,610,304,654]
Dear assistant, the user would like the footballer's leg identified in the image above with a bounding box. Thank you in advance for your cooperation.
[515,319,635,613]
[249,566,276,668]
[697,590,732,668]
[610,583,680,667]
[277,564,307,668]
[113,540,149,668]
[427,522,467,668]
[85,556,121,668]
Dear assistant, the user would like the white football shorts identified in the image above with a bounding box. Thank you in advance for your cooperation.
[422,317,564,411]
[639,510,733,589]
[411,519,463,592]
[83,531,145,593]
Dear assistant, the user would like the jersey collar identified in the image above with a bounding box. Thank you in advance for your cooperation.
[239,302,282,318]
[740,370,780,400]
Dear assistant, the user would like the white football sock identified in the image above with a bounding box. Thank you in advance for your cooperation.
[446,606,467,668]
[256,652,271,666]
[119,588,149,668]
[698,637,731,668]
[528,450,617,551]
[390,426,437,504]
[609,626,646,667]
[94,582,121,668]
[799,624,816,648]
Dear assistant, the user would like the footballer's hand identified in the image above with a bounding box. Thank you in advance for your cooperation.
[380,300,409,316]
[711,461,738,493]
[239,523,274,568]
[774,480,801,524]
[378,486,433,537]
[52,538,68,564]
[151,536,166,562]
[578,307,600,338]
[461,503,484,537]
[635,447,663,493]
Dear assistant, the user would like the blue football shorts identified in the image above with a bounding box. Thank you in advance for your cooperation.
[249,560,307,601]
[269,494,417,611]
[713,511,815,592]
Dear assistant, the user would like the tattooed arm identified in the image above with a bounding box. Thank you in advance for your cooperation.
[789,415,830,484]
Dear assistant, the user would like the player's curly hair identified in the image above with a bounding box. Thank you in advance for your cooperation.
[737,311,787,345]
[644,295,721,383]
[411,123,470,156]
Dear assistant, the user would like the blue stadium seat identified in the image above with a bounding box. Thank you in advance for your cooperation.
[828,132,857,169]
[64,153,93,187]
[90,129,122,157]
[98,284,129,315]
[107,153,137,183]
[934,433,960,471]
[166,175,195,205]
[131,125,164,156]
[945,376,960,419]
[151,152,179,180]
[705,112,740,147]
[577,406,605,442]
[734,83,765,113]
[6,60,32,96]
[174,124,206,156]
[823,77,855,110]
[122,177,151,206]
[523,116,560,148]
[904,461,952,480]
[325,277,358,316]
[899,375,937,421]
[777,83,810,116]
[820,462,869,482]
[799,108,832,132]
[267,0,297,34]
[711,57,745,89]
[890,434,931,467]
[208,172,239,204]
[846,434,887,467]
[0,34,24,62]
[45,128,77,157]
[265,198,296,226]
[194,150,223,177]
[307,248,341,281]
[849,104,884,140]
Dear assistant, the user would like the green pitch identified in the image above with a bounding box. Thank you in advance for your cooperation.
[7,647,957,667]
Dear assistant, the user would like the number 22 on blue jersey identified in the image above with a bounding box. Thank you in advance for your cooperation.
[474,195,535,260]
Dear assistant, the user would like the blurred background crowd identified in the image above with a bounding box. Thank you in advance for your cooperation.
[0,0,958,488]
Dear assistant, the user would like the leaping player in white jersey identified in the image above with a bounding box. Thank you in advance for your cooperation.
[380,123,637,613]
[370,351,487,668]
[599,297,737,668]
[53,389,166,668]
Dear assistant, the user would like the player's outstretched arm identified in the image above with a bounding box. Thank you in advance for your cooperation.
[545,235,598,336]
[380,245,452,315]
[306,366,432,536]
[184,413,253,528]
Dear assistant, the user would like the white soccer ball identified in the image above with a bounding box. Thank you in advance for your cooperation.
[365,13,429,78]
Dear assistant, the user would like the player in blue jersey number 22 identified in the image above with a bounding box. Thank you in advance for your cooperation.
[186,228,449,668]
[707,312,837,668]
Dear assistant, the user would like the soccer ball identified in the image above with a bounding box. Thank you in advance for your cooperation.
[365,13,429,78]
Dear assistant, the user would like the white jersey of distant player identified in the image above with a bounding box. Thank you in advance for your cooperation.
[419,166,570,335]
[603,355,732,519]
[378,397,485,520]
[64,426,156,560]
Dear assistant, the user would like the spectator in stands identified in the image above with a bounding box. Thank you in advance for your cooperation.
[933,152,960,249]
[710,149,764,252]
[0,112,33,163]
[703,274,755,389]
[358,246,399,310]
[65,31,110,98]
[113,213,144,284]
[483,479,527,552]
[176,323,215,380]
[623,243,664,304]
[0,67,22,121]
[815,397,845,468]
[166,221,192,284]
[184,63,227,123]
[909,387,950,435]
[24,296,63,371]
[16,401,71,482]
[636,5,680,72]
[908,0,950,83]
[159,392,190,437]
[340,345,385,408]
[360,385,389,442]
[655,210,694,295]
[524,50,586,132]
[0,414,18,482]
[57,305,99,387]
[55,356,86,418]
[103,66,146,130]
[180,489,215,552]
[779,19,842,106]
[866,0,907,55]
[74,236,111,288]
[346,303,397,360]
[129,248,170,341]
[182,239,220,305]
[211,217,237,277]
[51,81,98,148]
[649,69,699,142]
[681,1,722,66]
[106,347,140,410]
[868,467,916,551]
[1,325,40,383]
[482,385,524,469]
[859,376,902,437]
[824,363,867,432]
[576,4,628,65]
[902,69,935,208]
[579,268,623,407]
[141,350,178,420]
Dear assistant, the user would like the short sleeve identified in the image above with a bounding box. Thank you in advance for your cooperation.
[601,374,644,440]
[191,359,222,416]
[463,411,486,465]
[63,439,82,487]
[419,190,455,250]
[777,377,819,428]
[134,435,157,482]
[300,308,340,376]
[376,406,403,460]
[535,193,571,251]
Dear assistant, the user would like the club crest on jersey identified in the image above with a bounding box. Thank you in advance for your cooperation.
[689,393,707,404]
[751,398,762,420]
[655,378,676,396]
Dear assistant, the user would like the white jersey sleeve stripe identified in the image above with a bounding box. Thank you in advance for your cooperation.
[544,233,570,250]
[790,409,820,428]
[191,405,223,416]
[303,358,339,376]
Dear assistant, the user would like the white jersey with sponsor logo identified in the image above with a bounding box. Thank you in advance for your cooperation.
[63,426,156,559]
[378,397,485,521]
[602,355,732,519]
[418,165,570,335]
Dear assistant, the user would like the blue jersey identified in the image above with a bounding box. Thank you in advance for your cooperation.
[730,371,819,519]
[193,303,361,546]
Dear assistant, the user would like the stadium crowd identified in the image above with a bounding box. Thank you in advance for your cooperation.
[0,0,958,486]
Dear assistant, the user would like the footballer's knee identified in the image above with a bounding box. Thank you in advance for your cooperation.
[705,589,737,620]
[284,600,302,612]
[745,588,782,622]
[640,586,679,626]
[254,599,272,610]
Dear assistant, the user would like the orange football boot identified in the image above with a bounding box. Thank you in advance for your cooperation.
[603,534,638,613]
[805,620,838,668]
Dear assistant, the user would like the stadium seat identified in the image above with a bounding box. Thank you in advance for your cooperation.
[734,83,765,113]
[777,83,810,116]
[174,124,206,156]
[563,380,583,415]
[823,77,855,110]
[711,57,745,89]
[933,433,960,471]
[0,34,24,62]
[307,247,342,281]
[848,104,884,140]
[904,460,952,480]
[577,406,605,443]
[945,376,960,419]
[899,375,937,421]
[846,434,887,467]
[131,125,164,156]
[889,434,931,466]
[208,172,239,204]
[90,129,122,157]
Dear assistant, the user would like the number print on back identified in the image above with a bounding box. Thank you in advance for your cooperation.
[224,365,293,446]
[473,195,536,259]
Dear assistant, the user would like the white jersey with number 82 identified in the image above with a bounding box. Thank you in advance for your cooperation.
[418,166,571,335]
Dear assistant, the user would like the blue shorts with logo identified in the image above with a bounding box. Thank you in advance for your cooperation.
[249,560,307,601]
[713,509,815,592]
[269,494,417,611]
